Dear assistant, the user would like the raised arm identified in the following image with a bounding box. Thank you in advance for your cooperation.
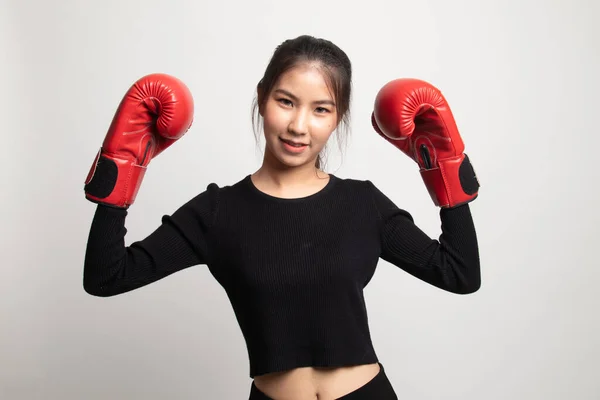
[370,77,482,294]
[81,73,202,296]
[83,188,218,297]
[369,182,480,294]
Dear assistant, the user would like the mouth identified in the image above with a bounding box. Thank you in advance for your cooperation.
[280,138,308,147]
[279,137,309,153]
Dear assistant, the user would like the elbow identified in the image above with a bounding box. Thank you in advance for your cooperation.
[82,260,124,297]
[83,282,111,297]
[456,279,481,295]
[454,266,481,295]
[83,275,118,297]
[83,269,104,297]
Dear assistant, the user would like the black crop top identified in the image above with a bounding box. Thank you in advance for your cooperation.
[83,174,480,377]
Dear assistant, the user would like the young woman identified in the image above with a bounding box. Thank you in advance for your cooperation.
[83,35,481,400]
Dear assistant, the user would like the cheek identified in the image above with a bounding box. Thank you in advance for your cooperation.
[262,105,286,134]
[312,119,337,141]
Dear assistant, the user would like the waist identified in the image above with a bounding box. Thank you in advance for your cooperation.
[252,362,382,400]
[247,342,379,378]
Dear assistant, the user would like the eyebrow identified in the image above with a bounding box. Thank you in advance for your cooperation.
[274,89,336,106]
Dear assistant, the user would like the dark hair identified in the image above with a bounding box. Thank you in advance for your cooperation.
[251,35,352,170]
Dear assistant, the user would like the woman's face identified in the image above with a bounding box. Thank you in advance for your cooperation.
[260,64,338,170]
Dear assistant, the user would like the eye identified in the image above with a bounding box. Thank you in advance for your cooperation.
[277,98,293,107]
[315,107,331,114]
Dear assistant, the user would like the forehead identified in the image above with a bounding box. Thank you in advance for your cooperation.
[274,64,334,100]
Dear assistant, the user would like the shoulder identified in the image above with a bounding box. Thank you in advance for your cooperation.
[187,175,249,200]
[333,175,414,221]
[333,175,403,201]
[330,174,373,190]
[330,174,380,198]
[329,175,384,209]
[171,175,249,224]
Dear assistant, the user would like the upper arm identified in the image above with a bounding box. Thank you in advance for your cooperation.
[367,180,481,294]
[83,183,220,297]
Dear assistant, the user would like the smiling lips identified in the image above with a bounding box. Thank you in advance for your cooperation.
[280,138,308,146]
[280,137,308,153]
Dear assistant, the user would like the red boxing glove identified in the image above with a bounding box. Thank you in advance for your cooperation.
[84,73,194,208]
[371,78,479,208]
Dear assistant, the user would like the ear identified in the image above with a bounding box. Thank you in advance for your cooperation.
[256,83,265,117]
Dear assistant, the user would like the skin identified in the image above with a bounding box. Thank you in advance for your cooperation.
[250,63,381,399]
[251,63,336,198]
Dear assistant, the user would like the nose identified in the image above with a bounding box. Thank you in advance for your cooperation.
[288,109,309,136]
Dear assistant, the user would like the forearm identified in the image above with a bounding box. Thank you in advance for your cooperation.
[434,203,481,293]
[83,205,140,296]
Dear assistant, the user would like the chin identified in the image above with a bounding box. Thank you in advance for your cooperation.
[276,154,312,169]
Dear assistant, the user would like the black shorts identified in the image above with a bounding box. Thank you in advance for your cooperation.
[248,363,398,399]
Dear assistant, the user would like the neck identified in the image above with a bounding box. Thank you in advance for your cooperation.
[253,152,327,189]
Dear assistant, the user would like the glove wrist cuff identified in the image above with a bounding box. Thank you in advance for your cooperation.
[84,149,147,208]
[420,153,480,208]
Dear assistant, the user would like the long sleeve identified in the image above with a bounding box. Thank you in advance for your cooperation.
[83,184,219,297]
[368,181,481,294]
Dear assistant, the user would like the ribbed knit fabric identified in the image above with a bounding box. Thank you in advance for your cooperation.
[83,174,480,377]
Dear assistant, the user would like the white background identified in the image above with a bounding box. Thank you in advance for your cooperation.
[2,0,599,398]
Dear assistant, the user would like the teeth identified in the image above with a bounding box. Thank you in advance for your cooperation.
[283,139,304,147]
